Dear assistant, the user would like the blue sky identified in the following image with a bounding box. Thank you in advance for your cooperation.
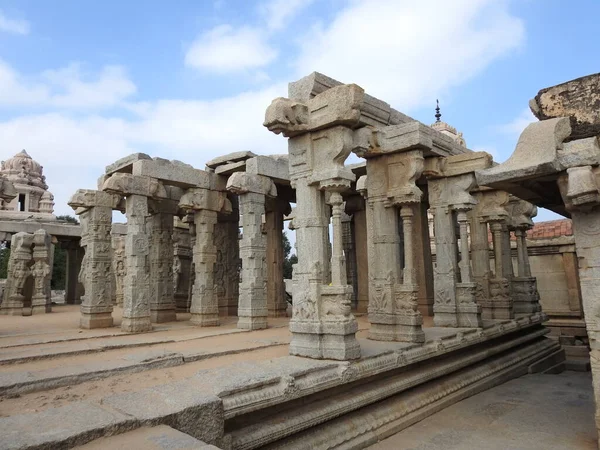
[0,0,598,220]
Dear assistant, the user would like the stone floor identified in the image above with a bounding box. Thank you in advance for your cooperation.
[368,371,596,450]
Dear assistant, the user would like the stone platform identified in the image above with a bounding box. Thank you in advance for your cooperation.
[0,306,559,449]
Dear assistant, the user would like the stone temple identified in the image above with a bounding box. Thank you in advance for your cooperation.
[0,72,599,449]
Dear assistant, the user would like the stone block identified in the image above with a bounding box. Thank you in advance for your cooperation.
[530,72,600,140]
[246,155,290,182]
[205,151,257,169]
[105,153,152,175]
[132,159,213,189]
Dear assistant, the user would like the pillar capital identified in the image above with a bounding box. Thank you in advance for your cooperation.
[226,172,277,197]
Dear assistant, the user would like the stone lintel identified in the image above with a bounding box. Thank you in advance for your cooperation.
[102,173,168,199]
[214,161,247,176]
[226,172,277,197]
[205,151,257,169]
[68,189,121,211]
[530,72,600,141]
[131,159,218,190]
[105,153,152,175]
[354,122,469,159]
[245,155,290,183]
[288,71,414,125]
[559,136,600,169]
[179,188,230,213]
[425,152,493,179]
[475,118,571,188]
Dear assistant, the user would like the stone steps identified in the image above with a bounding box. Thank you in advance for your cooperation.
[527,347,565,374]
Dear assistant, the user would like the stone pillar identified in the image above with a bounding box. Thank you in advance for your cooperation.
[265,198,289,317]
[509,199,542,317]
[0,232,34,316]
[341,211,358,308]
[558,165,600,439]
[173,220,193,312]
[357,150,425,342]
[111,234,126,307]
[214,194,240,317]
[31,229,52,314]
[352,207,369,314]
[414,202,434,317]
[487,219,513,320]
[121,194,152,332]
[179,187,230,327]
[264,86,364,359]
[148,209,176,323]
[68,190,119,328]
[428,173,481,328]
[227,173,276,330]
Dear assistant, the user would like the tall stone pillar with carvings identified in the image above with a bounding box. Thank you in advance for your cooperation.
[266,197,291,317]
[428,172,482,328]
[354,134,425,342]
[122,194,152,332]
[179,187,231,327]
[173,218,193,312]
[31,229,52,314]
[0,232,34,316]
[479,189,513,320]
[508,198,542,317]
[227,172,276,330]
[147,206,176,323]
[68,189,120,328]
[264,84,363,359]
[559,164,600,439]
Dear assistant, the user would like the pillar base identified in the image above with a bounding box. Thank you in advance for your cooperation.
[121,316,152,333]
[81,312,113,329]
[267,307,288,318]
[433,305,459,328]
[368,313,425,343]
[289,318,361,360]
[456,283,483,328]
[31,304,52,315]
[150,309,177,324]
[238,316,268,330]
[513,277,542,317]
[190,313,219,327]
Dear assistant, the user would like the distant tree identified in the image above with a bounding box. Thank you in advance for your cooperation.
[282,232,297,279]
[56,215,79,224]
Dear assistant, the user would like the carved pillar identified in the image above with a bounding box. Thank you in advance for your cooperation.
[266,198,289,317]
[121,194,152,332]
[111,234,126,307]
[214,194,240,317]
[357,150,425,342]
[68,190,119,328]
[179,187,230,327]
[428,173,481,328]
[414,202,434,317]
[0,232,33,316]
[31,229,52,314]
[264,86,363,359]
[351,203,369,314]
[558,165,600,439]
[173,220,193,312]
[509,198,542,318]
[191,209,219,326]
[487,218,513,320]
[227,173,276,329]
[341,211,358,308]
[148,210,176,323]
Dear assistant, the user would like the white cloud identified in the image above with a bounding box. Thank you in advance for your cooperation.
[498,107,537,138]
[0,10,29,35]
[0,83,287,216]
[260,0,315,31]
[185,25,277,73]
[295,0,524,110]
[0,60,136,110]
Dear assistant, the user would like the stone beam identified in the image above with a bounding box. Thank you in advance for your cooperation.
[105,153,152,176]
[424,152,493,178]
[530,72,600,141]
[226,172,277,197]
[205,151,257,169]
[131,159,221,190]
[102,173,168,199]
[245,156,290,183]
[353,122,469,159]
[288,71,415,125]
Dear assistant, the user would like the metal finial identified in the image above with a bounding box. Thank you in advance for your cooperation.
[435,99,441,123]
